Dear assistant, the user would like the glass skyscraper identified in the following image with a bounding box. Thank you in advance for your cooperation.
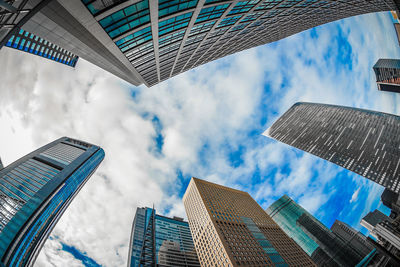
[266,195,320,256]
[265,102,400,193]
[1,1,397,87]
[127,207,200,267]
[0,137,104,266]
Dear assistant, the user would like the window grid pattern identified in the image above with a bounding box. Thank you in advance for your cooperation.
[41,143,85,165]
[82,0,129,15]
[159,12,193,36]
[195,4,230,24]
[266,102,400,193]
[183,178,316,266]
[5,29,79,67]
[7,149,104,266]
[80,0,396,86]
[99,0,150,39]
[159,0,198,18]
[228,0,260,16]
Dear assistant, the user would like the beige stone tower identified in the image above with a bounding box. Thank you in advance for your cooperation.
[183,177,315,267]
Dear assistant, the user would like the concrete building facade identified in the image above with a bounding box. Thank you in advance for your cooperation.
[183,177,315,266]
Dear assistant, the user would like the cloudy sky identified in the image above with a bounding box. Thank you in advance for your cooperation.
[0,10,400,267]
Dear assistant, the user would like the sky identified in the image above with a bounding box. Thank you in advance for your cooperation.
[0,10,399,267]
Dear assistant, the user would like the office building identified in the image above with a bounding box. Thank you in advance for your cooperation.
[264,102,400,193]
[183,177,315,266]
[0,1,398,87]
[361,210,391,238]
[0,137,104,266]
[297,214,373,266]
[373,59,400,93]
[331,220,374,258]
[127,207,200,267]
[266,194,319,256]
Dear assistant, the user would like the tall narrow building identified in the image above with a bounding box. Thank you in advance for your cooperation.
[373,59,400,93]
[127,207,200,267]
[183,177,315,266]
[266,195,319,256]
[0,1,398,86]
[264,102,400,193]
[0,137,104,266]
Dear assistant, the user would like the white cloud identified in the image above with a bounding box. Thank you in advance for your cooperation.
[350,187,361,203]
[0,10,398,267]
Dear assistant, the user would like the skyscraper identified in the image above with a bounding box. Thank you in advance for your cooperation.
[264,102,400,193]
[361,210,392,238]
[183,177,315,266]
[330,220,375,258]
[266,194,319,256]
[1,1,398,86]
[373,59,400,93]
[127,207,200,267]
[0,137,104,266]
[297,214,374,266]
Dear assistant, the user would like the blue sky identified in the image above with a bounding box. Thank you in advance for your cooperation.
[0,10,399,267]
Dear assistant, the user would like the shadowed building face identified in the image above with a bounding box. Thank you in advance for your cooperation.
[265,102,400,193]
[183,177,315,267]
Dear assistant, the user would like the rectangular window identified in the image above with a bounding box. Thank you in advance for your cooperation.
[99,0,150,39]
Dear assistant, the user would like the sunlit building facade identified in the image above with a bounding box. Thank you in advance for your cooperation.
[266,195,320,256]
[0,137,104,266]
[127,207,200,267]
[265,102,400,193]
[183,177,315,266]
[1,1,398,86]
[373,59,400,93]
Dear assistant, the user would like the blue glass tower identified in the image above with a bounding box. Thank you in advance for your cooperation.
[127,207,200,267]
[0,137,104,266]
[266,195,320,256]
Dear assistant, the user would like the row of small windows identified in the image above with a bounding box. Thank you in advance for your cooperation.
[6,29,78,67]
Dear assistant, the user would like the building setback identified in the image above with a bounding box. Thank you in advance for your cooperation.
[183,177,315,266]
[127,207,200,267]
[0,137,104,266]
[1,1,398,87]
[264,102,400,193]
[266,194,319,256]
[373,59,400,93]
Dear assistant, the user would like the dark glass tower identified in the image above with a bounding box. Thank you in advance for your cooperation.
[297,214,373,266]
[266,195,319,256]
[0,137,104,266]
[1,1,398,87]
[265,102,400,193]
[373,59,400,93]
[127,207,200,267]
